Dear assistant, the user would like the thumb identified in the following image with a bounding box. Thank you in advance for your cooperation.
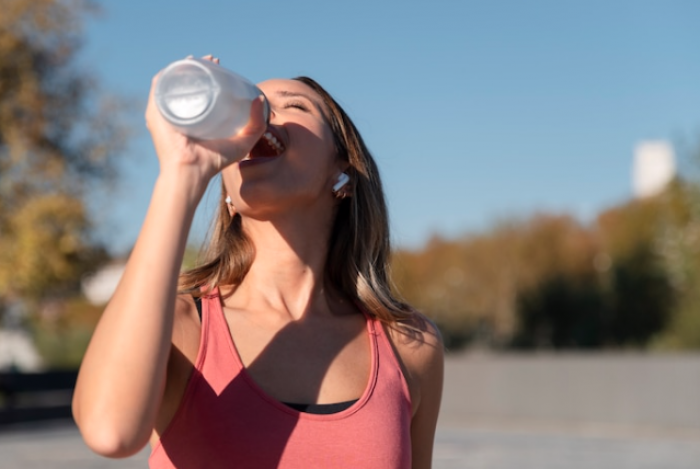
[240,95,268,138]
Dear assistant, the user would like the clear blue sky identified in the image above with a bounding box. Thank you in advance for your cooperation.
[82,0,700,255]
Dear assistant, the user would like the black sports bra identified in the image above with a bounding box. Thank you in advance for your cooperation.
[192,296,358,414]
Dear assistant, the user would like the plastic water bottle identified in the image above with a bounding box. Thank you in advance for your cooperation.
[154,58,269,140]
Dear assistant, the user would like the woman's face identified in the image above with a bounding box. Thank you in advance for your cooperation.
[222,79,343,219]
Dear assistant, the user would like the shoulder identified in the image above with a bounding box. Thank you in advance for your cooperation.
[384,312,444,467]
[171,294,201,358]
[174,293,199,324]
[387,313,444,372]
[384,312,444,414]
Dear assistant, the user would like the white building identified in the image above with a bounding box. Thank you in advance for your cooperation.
[81,261,126,306]
[0,329,44,371]
[633,141,676,199]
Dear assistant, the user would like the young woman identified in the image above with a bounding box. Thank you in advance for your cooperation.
[73,57,444,468]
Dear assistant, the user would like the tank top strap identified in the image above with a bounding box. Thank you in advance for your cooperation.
[197,288,244,391]
[355,304,390,356]
[358,308,413,409]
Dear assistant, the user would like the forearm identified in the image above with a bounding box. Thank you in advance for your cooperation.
[73,170,204,457]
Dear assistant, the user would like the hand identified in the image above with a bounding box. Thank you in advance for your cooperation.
[144,55,267,184]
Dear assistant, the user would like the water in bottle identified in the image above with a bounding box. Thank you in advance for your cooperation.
[155,58,269,140]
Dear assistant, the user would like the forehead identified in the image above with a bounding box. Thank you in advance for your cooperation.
[257,79,328,115]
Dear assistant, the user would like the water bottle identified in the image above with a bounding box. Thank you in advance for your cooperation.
[154,58,269,140]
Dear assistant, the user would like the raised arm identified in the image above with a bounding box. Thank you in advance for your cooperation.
[72,60,266,458]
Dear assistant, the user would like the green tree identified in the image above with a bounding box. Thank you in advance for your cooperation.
[655,176,700,348]
[0,0,130,364]
[0,0,127,301]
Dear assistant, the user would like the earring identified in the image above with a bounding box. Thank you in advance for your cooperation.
[332,173,350,193]
[224,195,236,217]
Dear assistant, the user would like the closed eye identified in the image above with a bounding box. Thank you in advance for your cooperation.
[284,100,310,112]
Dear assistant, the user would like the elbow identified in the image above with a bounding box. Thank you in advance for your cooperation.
[79,422,149,458]
[73,403,150,458]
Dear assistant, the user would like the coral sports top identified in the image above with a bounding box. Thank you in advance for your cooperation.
[149,289,413,469]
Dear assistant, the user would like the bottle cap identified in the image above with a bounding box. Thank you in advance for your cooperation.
[155,60,219,124]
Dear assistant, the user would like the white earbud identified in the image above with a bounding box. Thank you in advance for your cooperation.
[332,172,350,192]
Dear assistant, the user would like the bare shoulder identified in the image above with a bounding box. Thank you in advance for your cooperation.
[384,312,444,412]
[171,293,201,354]
[174,293,198,320]
[387,313,444,371]
[385,312,444,467]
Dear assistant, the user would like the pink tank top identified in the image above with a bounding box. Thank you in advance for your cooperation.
[149,289,413,468]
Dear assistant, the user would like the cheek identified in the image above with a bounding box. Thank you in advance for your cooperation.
[313,126,339,170]
[320,125,337,156]
[304,116,337,156]
[292,126,337,171]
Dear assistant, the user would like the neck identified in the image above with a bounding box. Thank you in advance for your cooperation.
[231,208,339,321]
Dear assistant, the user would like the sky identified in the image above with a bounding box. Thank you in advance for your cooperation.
[81,0,700,255]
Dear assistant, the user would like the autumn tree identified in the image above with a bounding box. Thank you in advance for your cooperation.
[0,1,128,318]
[393,204,678,351]
[393,215,600,348]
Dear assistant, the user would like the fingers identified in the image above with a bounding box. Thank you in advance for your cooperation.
[145,70,183,139]
[145,54,262,176]
[241,95,269,138]
[202,54,220,65]
[145,71,164,132]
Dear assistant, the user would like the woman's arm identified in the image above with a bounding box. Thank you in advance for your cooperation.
[388,320,445,469]
[72,169,201,457]
[408,327,444,469]
[72,64,266,458]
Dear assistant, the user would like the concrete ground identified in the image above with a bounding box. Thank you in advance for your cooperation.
[1,419,699,468]
[4,353,699,467]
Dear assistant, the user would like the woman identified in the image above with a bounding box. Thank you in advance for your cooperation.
[73,56,444,468]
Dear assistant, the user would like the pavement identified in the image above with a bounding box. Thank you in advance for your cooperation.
[1,419,699,468]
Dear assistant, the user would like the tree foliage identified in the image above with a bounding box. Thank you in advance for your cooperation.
[393,193,681,351]
[654,176,700,348]
[0,0,128,305]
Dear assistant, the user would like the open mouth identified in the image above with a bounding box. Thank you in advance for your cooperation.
[243,127,286,160]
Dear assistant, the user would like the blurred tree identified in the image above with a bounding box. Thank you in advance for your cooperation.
[655,174,700,348]
[30,295,104,367]
[393,234,497,349]
[513,276,607,349]
[0,0,128,310]
[510,215,606,349]
[394,205,677,351]
[393,214,600,349]
[182,243,205,271]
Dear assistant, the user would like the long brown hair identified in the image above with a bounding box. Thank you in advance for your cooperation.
[179,77,418,326]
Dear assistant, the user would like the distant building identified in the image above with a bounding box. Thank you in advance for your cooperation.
[81,261,126,305]
[0,330,44,371]
[0,301,43,371]
[633,141,676,199]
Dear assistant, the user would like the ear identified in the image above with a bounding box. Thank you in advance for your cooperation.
[332,172,350,192]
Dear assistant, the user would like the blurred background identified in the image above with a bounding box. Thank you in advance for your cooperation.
[1,0,700,467]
